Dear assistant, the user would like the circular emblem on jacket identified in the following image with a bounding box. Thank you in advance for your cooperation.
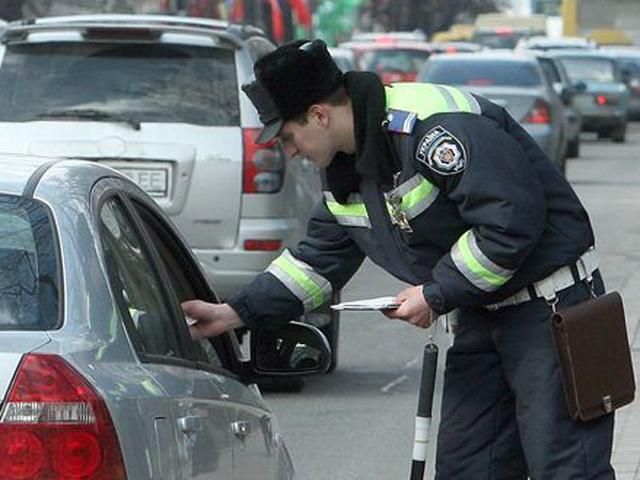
[416,125,467,176]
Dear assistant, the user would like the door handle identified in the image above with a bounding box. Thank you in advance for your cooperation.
[178,415,204,434]
[231,420,251,438]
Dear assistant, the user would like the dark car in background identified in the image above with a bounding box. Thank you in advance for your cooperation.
[418,51,569,173]
[601,47,640,120]
[549,50,630,142]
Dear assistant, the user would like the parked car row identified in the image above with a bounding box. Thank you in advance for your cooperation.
[334,31,640,175]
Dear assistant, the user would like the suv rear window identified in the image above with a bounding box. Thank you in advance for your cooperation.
[420,59,543,87]
[559,57,617,83]
[0,41,240,126]
[0,195,60,331]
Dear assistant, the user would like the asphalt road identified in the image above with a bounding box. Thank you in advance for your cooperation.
[266,123,640,480]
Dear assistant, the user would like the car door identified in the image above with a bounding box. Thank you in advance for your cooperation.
[95,178,235,479]
[124,190,281,480]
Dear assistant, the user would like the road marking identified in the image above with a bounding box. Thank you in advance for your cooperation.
[381,374,409,393]
[405,356,420,368]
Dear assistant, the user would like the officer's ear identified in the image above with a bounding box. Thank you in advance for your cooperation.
[308,103,330,128]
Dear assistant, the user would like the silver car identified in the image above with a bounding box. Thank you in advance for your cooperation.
[0,14,341,371]
[0,154,330,479]
[418,51,568,173]
[548,50,630,142]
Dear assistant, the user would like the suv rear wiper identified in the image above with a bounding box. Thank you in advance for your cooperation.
[36,108,141,130]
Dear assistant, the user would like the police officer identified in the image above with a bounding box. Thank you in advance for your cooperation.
[183,39,614,479]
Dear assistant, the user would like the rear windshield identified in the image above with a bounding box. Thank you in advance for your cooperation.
[0,195,59,331]
[360,49,431,73]
[559,57,617,83]
[0,41,240,126]
[420,59,543,87]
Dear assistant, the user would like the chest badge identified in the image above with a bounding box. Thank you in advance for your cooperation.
[387,193,413,233]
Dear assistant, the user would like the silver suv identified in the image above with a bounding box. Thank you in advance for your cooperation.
[0,14,341,370]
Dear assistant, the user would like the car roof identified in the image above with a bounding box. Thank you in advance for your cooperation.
[428,50,538,63]
[545,49,618,60]
[0,153,126,197]
[2,14,266,46]
[339,39,435,52]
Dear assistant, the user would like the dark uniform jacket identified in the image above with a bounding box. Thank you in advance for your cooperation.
[228,72,595,330]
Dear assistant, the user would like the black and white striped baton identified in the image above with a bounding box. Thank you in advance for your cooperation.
[410,342,439,480]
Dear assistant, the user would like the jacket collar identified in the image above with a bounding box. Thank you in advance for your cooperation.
[325,72,396,203]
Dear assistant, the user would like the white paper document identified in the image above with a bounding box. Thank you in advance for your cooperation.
[330,296,401,311]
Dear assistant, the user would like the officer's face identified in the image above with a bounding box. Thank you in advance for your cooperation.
[278,107,336,168]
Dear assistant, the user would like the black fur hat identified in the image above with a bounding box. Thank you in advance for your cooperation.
[242,39,344,144]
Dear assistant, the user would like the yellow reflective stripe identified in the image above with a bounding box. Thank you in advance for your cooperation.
[402,177,435,211]
[385,83,480,119]
[386,174,439,222]
[326,200,368,218]
[272,256,325,309]
[324,192,371,227]
[386,84,449,120]
[440,84,473,112]
[455,231,512,290]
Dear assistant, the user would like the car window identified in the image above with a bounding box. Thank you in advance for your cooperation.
[559,57,617,83]
[0,195,60,331]
[130,199,227,369]
[99,196,184,359]
[618,57,640,77]
[0,41,239,126]
[420,59,543,87]
[361,49,430,73]
[538,58,562,84]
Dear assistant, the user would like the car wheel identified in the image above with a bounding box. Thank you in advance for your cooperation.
[611,125,626,143]
[566,137,580,158]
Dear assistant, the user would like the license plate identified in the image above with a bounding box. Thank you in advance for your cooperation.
[118,167,169,198]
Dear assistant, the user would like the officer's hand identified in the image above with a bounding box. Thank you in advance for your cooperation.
[383,285,436,329]
[181,300,245,339]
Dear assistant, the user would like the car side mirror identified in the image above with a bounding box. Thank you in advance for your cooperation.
[251,322,331,376]
[560,86,574,105]
[573,81,587,93]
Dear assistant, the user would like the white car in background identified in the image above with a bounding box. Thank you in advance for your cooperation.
[0,14,342,373]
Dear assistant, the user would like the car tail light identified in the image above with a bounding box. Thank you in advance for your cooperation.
[594,95,618,106]
[242,128,286,194]
[0,354,127,480]
[244,239,282,251]
[522,99,551,124]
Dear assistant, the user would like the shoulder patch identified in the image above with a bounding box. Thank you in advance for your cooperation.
[385,109,418,134]
[415,126,467,176]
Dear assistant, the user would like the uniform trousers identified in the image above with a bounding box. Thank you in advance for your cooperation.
[435,272,615,480]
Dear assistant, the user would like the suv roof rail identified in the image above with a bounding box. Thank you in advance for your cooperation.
[1,17,256,47]
[227,22,267,40]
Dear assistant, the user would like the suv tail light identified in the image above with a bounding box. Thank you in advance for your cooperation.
[521,99,551,124]
[242,128,286,194]
[0,354,127,480]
